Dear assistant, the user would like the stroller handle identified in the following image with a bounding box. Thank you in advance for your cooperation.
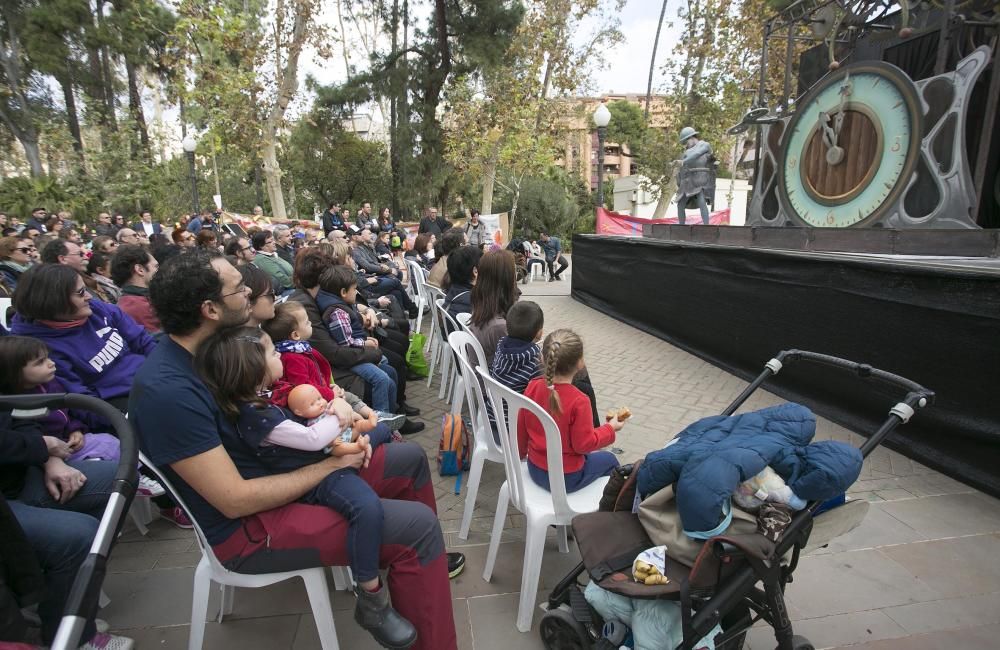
[723,349,935,419]
[0,393,139,650]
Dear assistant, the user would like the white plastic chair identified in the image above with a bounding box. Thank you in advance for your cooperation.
[0,297,11,329]
[423,285,445,373]
[448,331,503,540]
[455,312,472,331]
[476,367,609,632]
[404,259,429,333]
[138,452,346,650]
[428,298,463,404]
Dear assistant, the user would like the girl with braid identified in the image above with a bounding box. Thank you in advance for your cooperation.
[516,329,625,492]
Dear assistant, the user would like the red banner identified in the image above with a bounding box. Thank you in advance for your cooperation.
[595,207,730,236]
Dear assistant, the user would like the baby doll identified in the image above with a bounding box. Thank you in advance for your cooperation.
[287,384,378,457]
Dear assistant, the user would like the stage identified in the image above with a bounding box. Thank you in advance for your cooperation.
[571,232,1000,498]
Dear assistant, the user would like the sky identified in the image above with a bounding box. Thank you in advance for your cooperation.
[301,0,680,102]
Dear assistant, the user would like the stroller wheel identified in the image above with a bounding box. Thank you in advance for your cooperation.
[539,608,591,650]
[790,635,815,650]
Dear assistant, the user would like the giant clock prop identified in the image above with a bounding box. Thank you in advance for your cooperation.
[747,47,990,229]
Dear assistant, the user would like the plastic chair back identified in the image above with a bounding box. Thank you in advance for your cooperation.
[449,331,500,457]
[476,367,574,520]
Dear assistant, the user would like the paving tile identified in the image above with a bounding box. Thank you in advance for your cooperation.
[746,609,908,649]
[878,493,1000,538]
[878,533,1000,599]
[447,538,584,599]
[154,550,204,570]
[881,591,1000,636]
[121,613,302,649]
[101,567,199,629]
[822,502,926,553]
[466,591,547,650]
[826,622,1000,649]
[785,549,942,618]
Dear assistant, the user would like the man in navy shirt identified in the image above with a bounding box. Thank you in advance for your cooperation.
[130,250,460,649]
[539,231,568,281]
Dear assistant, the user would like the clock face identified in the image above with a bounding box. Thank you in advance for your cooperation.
[779,63,922,227]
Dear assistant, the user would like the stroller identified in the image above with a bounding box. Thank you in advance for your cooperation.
[0,393,139,650]
[539,349,933,650]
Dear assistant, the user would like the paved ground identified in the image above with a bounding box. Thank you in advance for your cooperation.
[100,266,1000,649]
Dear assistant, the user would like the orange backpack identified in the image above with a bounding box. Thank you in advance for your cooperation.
[438,412,471,477]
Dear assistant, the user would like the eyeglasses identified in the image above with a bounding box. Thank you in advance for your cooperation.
[241,246,254,253]
[68,251,86,257]
[181,235,195,241]
[73,286,87,298]
[15,247,37,253]
[220,282,248,298]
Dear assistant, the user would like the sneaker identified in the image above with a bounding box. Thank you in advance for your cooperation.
[136,475,165,498]
[375,411,406,431]
[159,506,194,530]
[447,552,465,579]
[398,419,425,436]
[79,632,135,650]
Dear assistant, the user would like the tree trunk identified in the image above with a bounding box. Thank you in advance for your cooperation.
[95,2,117,128]
[0,22,42,176]
[126,58,150,160]
[480,141,501,214]
[58,72,85,161]
[645,0,668,120]
[389,0,400,215]
[261,0,312,220]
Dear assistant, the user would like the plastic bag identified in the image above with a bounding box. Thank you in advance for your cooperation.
[405,333,429,377]
[733,466,806,512]
[632,546,669,585]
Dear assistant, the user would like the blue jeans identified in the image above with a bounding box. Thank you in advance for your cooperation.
[528,451,619,493]
[351,357,398,412]
[678,191,710,225]
[368,276,417,312]
[11,459,117,644]
[301,469,383,582]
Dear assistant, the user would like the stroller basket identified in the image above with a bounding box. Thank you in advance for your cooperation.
[0,393,139,650]
[543,349,934,650]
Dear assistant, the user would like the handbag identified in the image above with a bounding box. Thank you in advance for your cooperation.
[637,484,757,568]
[405,332,430,377]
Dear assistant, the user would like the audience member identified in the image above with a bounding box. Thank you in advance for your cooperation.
[443,245,482,321]
[112,245,161,334]
[225,236,256,266]
[131,250,460,649]
[469,249,518,367]
[273,224,295,265]
[405,233,434,271]
[133,210,162,238]
[519,329,623,493]
[539,231,568,281]
[427,227,466,289]
[251,230,293,293]
[0,236,38,295]
[86,251,122,304]
[10,264,155,409]
[240,263,276,327]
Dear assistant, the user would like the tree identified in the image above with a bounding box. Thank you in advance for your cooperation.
[286,115,391,212]
[605,100,647,155]
[444,0,624,228]
[0,1,46,176]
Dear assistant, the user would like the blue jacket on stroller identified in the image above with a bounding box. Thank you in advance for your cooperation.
[636,403,863,535]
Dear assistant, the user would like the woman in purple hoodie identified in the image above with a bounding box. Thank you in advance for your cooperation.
[10,264,155,410]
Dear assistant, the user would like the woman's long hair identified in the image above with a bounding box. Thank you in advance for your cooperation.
[471,249,517,329]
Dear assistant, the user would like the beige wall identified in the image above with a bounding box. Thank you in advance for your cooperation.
[553,95,673,191]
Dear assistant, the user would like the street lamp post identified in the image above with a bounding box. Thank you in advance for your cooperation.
[182,134,200,214]
[593,102,611,208]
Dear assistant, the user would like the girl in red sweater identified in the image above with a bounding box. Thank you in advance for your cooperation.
[517,329,626,492]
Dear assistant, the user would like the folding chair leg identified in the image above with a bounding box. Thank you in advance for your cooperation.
[303,570,341,650]
[459,449,487,540]
[483,482,510,582]
[189,561,212,650]
[516,517,547,633]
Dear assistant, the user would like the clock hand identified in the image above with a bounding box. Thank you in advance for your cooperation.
[819,111,837,149]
